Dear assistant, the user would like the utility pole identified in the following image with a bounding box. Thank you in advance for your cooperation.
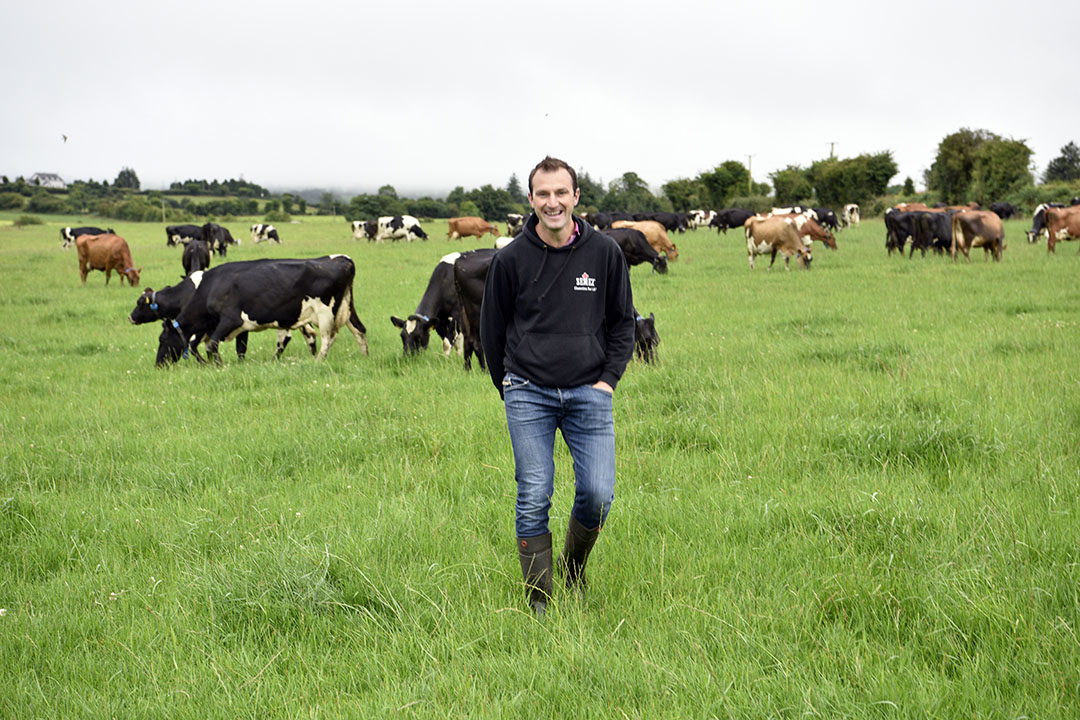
[746,154,754,194]
[828,141,837,159]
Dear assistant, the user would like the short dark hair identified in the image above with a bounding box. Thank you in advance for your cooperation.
[528,156,578,194]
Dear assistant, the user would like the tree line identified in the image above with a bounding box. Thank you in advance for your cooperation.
[4,132,1079,222]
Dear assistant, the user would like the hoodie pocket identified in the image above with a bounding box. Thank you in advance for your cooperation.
[514,332,604,375]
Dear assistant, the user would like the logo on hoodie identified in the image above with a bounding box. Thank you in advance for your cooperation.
[574,272,597,292]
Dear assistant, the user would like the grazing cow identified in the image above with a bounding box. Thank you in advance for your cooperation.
[76,233,141,286]
[989,202,1018,220]
[1044,206,1080,253]
[60,226,113,250]
[447,216,499,241]
[710,208,755,234]
[182,239,211,275]
[506,213,525,236]
[841,204,860,228]
[358,215,428,242]
[155,255,368,364]
[166,224,205,246]
[910,211,954,257]
[452,248,497,370]
[1026,203,1065,243]
[605,227,668,274]
[633,211,687,233]
[687,210,715,229]
[495,236,516,249]
[250,224,281,244]
[610,220,678,260]
[812,207,840,231]
[633,309,660,364]
[744,215,812,270]
[771,213,837,250]
[129,275,314,365]
[951,211,1004,262]
[390,252,464,357]
[885,209,920,255]
[202,223,238,256]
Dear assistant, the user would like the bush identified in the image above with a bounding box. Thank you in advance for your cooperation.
[14,215,44,227]
[1007,182,1080,213]
[26,191,67,214]
[96,195,164,222]
[0,192,24,210]
[264,210,292,223]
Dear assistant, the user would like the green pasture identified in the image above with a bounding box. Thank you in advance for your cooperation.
[0,212,1077,718]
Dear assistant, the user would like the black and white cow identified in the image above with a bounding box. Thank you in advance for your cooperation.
[166,224,205,247]
[353,215,428,242]
[60,226,113,250]
[1026,203,1064,243]
[390,252,464,357]
[633,308,660,364]
[841,204,860,228]
[812,207,840,231]
[154,255,368,364]
[250,224,281,244]
[605,227,668,274]
[202,223,238,256]
[505,213,525,236]
[182,240,211,275]
[129,273,315,366]
[452,248,497,371]
[710,208,755,233]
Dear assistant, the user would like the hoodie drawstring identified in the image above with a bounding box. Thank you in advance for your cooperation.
[536,246,576,303]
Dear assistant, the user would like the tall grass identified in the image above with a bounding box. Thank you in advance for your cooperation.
[0,213,1077,718]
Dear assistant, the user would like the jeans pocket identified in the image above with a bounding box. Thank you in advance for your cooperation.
[502,373,530,392]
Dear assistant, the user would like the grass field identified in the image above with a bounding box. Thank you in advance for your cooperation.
[1,212,1077,718]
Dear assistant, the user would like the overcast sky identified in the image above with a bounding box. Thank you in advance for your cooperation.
[4,0,1079,199]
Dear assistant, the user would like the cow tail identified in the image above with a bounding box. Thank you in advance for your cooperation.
[950,214,961,260]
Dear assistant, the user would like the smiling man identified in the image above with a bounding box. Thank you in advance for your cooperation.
[480,156,636,615]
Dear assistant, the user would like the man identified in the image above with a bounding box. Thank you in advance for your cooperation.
[480,156,636,615]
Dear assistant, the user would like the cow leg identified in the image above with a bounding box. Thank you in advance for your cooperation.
[274,330,292,359]
[207,317,242,364]
[302,326,318,356]
[236,331,249,360]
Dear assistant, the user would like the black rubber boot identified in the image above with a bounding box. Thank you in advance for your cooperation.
[517,533,553,616]
[558,515,599,599]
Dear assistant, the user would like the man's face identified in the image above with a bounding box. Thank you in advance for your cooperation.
[529,168,579,235]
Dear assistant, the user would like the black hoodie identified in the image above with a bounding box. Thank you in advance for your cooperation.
[480,214,635,396]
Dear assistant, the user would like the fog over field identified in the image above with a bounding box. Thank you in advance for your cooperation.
[3,0,1079,196]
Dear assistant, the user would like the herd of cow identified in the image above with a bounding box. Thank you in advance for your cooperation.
[58,195,1078,368]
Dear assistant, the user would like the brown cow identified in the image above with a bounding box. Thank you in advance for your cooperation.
[447,216,499,241]
[894,202,930,212]
[744,216,812,270]
[951,211,1004,263]
[1044,206,1080,253]
[610,220,679,260]
[76,233,141,285]
[770,213,837,250]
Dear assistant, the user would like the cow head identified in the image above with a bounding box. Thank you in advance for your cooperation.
[124,267,143,286]
[798,246,813,269]
[60,228,74,249]
[651,254,669,274]
[130,288,161,324]
[155,320,188,366]
[391,313,434,354]
[821,230,837,250]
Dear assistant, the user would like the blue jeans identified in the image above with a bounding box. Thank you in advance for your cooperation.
[503,373,616,539]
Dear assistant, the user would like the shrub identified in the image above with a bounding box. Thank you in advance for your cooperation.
[264,210,292,223]
[14,215,44,227]
[26,191,67,214]
[0,192,24,210]
[726,195,772,214]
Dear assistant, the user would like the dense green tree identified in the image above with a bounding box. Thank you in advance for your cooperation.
[971,138,1033,202]
[661,178,707,211]
[114,167,140,191]
[699,161,750,208]
[467,184,516,219]
[927,128,993,203]
[1043,141,1080,183]
[378,184,398,198]
[600,171,662,212]
[446,186,467,206]
[809,152,897,207]
[576,171,605,209]
[902,177,915,195]
[506,174,527,204]
[770,166,814,205]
